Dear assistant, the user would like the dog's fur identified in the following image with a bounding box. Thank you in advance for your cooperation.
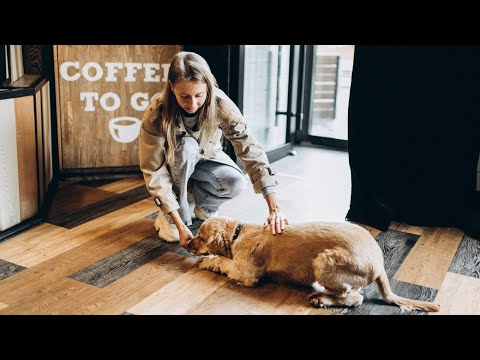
[187,217,440,312]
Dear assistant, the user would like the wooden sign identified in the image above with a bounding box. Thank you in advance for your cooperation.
[54,45,182,170]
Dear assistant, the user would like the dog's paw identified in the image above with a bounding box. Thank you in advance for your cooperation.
[345,292,364,307]
[198,258,222,273]
[308,293,332,308]
[232,278,258,288]
[197,258,213,270]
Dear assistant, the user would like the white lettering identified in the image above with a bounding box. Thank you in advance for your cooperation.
[161,63,169,82]
[100,92,121,111]
[105,62,124,82]
[124,63,142,82]
[131,92,150,111]
[82,62,103,82]
[80,92,99,111]
[60,61,81,81]
[143,63,160,82]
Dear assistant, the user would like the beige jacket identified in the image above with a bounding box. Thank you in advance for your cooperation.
[139,88,277,214]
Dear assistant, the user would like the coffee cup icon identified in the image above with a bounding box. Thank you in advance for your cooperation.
[109,117,141,143]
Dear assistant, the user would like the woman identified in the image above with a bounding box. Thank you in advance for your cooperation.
[139,51,288,249]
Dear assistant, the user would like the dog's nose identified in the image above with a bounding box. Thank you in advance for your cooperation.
[186,238,195,251]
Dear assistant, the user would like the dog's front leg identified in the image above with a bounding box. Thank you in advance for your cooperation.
[198,257,232,274]
[198,257,258,287]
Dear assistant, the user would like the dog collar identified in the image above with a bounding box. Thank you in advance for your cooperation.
[232,221,245,242]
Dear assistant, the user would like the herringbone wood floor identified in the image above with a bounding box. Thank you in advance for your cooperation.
[0,146,478,315]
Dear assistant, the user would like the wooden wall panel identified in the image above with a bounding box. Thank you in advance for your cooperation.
[53,46,62,171]
[9,45,23,83]
[22,45,43,75]
[35,91,44,206]
[54,45,182,170]
[41,81,53,189]
[14,96,38,220]
[0,99,21,230]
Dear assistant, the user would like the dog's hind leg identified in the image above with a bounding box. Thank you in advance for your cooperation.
[309,289,364,308]
[308,249,366,308]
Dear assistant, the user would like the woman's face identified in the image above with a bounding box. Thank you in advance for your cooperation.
[171,80,207,114]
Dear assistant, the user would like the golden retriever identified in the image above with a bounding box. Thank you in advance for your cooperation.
[187,216,440,312]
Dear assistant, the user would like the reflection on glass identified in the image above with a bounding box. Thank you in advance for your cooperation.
[243,45,290,151]
[309,45,354,140]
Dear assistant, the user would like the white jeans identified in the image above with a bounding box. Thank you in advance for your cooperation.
[171,137,247,226]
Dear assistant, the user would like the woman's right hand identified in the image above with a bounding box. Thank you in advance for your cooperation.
[179,226,194,250]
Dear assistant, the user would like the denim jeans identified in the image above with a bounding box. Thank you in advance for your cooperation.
[171,136,247,226]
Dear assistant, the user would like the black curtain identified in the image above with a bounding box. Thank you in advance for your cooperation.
[346,45,480,238]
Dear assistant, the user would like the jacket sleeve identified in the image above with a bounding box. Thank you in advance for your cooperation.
[217,92,277,194]
[138,116,180,214]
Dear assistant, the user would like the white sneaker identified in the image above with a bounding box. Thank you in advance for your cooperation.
[194,207,219,221]
[154,211,179,242]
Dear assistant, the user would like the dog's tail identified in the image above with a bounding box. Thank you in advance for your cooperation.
[375,270,440,312]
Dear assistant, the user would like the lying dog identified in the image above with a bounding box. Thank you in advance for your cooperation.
[187,216,440,312]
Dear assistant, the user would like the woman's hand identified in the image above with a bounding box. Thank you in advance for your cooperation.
[263,193,289,235]
[169,210,194,250]
[179,226,194,250]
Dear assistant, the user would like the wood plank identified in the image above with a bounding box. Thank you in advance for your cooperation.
[48,185,151,228]
[0,222,59,244]
[376,229,420,278]
[98,177,146,194]
[0,223,68,267]
[431,272,480,315]
[0,202,157,304]
[53,45,63,171]
[69,234,182,288]
[0,277,98,315]
[188,281,335,315]
[41,81,53,189]
[0,98,21,231]
[394,227,464,289]
[0,259,26,280]
[389,221,425,236]
[35,91,44,206]
[448,234,480,278]
[15,96,38,220]
[127,268,228,315]
[59,252,196,315]
[47,183,118,219]
[9,75,40,88]
[0,301,8,310]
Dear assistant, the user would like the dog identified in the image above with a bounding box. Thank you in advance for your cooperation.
[187,216,440,312]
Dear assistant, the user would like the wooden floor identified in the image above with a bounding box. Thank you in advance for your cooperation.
[0,146,478,315]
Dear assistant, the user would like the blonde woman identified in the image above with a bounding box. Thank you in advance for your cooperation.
[139,51,288,249]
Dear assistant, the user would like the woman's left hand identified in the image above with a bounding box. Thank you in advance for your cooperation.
[263,193,288,235]
[263,208,289,235]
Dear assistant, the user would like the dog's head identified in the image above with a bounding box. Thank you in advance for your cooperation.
[187,217,236,258]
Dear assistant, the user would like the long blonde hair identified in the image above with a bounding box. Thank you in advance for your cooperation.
[157,51,218,166]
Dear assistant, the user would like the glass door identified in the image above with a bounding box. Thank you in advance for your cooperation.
[300,45,355,149]
[239,45,300,162]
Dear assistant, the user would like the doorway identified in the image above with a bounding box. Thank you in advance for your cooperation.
[299,45,355,150]
[239,45,302,163]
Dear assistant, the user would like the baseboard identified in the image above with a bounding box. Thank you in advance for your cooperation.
[60,166,142,181]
